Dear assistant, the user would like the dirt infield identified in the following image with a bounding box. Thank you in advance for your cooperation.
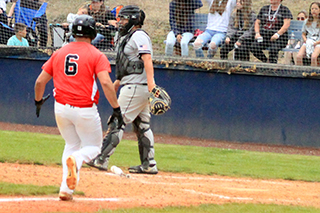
[1,122,320,212]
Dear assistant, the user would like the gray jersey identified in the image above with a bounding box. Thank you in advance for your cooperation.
[115,30,153,85]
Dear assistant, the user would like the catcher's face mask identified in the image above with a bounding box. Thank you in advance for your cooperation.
[118,14,136,36]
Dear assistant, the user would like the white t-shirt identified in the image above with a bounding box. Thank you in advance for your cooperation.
[206,0,237,32]
[66,13,78,31]
[0,0,8,11]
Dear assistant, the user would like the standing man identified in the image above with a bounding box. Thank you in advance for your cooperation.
[34,15,123,201]
[88,5,158,174]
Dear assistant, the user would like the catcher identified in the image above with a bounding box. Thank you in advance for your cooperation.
[88,5,170,174]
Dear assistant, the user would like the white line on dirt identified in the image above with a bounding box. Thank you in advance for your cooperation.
[0,197,121,202]
[183,189,253,200]
[148,175,291,185]
[183,189,297,204]
[105,172,291,187]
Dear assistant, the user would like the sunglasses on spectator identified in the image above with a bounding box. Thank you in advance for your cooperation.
[297,17,305,21]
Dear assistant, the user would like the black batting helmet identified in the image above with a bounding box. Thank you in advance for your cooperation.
[72,15,97,40]
[118,5,145,36]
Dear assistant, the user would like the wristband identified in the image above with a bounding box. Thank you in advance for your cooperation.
[275,33,280,38]
[255,32,260,35]
[34,99,42,105]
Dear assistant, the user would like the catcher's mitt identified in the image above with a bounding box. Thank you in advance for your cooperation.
[149,85,171,115]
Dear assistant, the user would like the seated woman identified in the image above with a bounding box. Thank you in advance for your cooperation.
[249,0,292,63]
[88,0,117,50]
[165,0,203,57]
[296,2,320,67]
[193,0,237,58]
[219,0,255,61]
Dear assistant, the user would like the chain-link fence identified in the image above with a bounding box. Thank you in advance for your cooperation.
[1,0,320,69]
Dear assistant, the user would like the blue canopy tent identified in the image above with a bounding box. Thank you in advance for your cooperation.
[0,21,14,44]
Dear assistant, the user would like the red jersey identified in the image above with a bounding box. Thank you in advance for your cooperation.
[42,42,111,107]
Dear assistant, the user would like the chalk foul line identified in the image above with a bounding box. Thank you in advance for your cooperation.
[0,197,121,202]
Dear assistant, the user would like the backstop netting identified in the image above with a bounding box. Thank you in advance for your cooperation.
[0,0,319,73]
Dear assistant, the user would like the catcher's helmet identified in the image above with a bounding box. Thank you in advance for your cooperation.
[118,5,145,36]
[72,15,97,40]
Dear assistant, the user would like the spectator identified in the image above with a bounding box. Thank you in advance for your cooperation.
[0,0,7,14]
[14,0,48,47]
[193,0,237,58]
[0,0,15,16]
[165,0,203,57]
[249,0,292,64]
[62,5,88,32]
[0,0,16,24]
[284,10,307,65]
[7,22,29,46]
[296,3,320,67]
[87,0,117,50]
[62,5,88,42]
[220,0,255,61]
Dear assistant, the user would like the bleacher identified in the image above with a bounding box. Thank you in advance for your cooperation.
[196,13,303,51]
[281,20,304,52]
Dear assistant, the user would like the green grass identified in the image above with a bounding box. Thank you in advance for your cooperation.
[0,181,84,196]
[2,129,320,212]
[1,130,320,182]
[95,203,320,213]
[0,181,59,196]
[0,131,64,165]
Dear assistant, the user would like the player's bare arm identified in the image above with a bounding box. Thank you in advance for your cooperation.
[97,71,119,109]
[34,70,52,101]
[113,79,121,92]
[141,53,155,92]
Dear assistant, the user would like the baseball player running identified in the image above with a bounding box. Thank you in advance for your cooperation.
[34,15,123,201]
[87,5,158,174]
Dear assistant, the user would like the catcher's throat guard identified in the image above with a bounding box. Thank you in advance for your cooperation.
[149,85,171,115]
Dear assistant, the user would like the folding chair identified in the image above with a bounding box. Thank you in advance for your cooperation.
[49,23,68,48]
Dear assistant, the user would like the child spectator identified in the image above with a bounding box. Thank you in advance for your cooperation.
[284,10,307,65]
[165,0,203,57]
[193,0,237,58]
[7,22,29,46]
[219,0,255,61]
[296,2,320,67]
[249,0,292,64]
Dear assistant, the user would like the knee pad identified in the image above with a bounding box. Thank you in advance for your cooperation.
[133,116,150,137]
[193,39,203,50]
[100,118,124,158]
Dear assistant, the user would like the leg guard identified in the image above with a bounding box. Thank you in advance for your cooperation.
[132,116,156,167]
[87,117,124,170]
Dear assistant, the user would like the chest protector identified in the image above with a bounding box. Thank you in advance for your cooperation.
[116,29,147,80]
